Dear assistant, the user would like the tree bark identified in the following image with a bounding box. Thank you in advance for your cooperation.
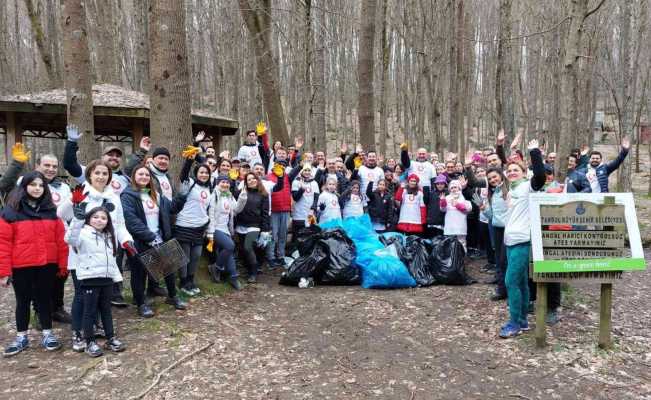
[379,0,390,157]
[496,0,514,142]
[447,0,459,153]
[239,0,289,145]
[24,0,61,87]
[357,0,377,151]
[62,0,96,163]
[149,0,193,180]
[311,0,326,151]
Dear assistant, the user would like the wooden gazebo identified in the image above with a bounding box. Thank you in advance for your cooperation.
[0,84,239,161]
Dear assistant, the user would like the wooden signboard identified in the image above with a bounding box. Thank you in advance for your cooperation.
[529,193,646,349]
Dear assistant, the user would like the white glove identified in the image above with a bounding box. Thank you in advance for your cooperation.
[67,124,82,142]
[148,237,164,248]
[527,139,539,151]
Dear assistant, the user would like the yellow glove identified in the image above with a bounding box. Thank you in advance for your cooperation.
[256,121,267,136]
[228,168,239,180]
[206,239,214,253]
[272,163,285,177]
[307,214,317,225]
[11,143,30,163]
[353,156,363,169]
[181,145,201,159]
[400,142,408,151]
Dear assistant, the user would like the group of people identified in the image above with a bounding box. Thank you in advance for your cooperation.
[0,121,630,359]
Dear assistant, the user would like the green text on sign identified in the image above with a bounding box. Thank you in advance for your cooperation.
[533,258,646,273]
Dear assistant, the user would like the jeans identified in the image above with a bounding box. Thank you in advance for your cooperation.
[129,256,177,306]
[505,242,530,325]
[213,230,238,278]
[266,212,289,264]
[81,283,114,342]
[480,222,495,264]
[112,248,125,300]
[71,271,84,332]
[239,231,260,278]
[179,241,203,285]
[492,226,507,296]
[12,265,56,332]
[529,280,561,311]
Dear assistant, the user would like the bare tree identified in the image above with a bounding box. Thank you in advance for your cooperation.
[357,0,378,150]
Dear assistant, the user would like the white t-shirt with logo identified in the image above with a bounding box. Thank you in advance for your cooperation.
[175,180,213,228]
[291,179,319,221]
[237,144,262,167]
[398,190,425,225]
[586,167,601,193]
[317,191,341,223]
[141,192,160,240]
[342,193,364,219]
[408,160,435,188]
[358,165,384,204]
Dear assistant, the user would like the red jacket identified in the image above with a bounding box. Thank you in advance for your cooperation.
[0,204,68,277]
[267,173,291,212]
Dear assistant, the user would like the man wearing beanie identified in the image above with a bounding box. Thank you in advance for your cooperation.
[124,137,174,201]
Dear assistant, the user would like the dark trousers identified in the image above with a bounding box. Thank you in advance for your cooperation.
[129,256,177,306]
[12,265,57,332]
[480,222,495,264]
[466,218,480,249]
[426,226,444,239]
[492,226,507,297]
[291,220,306,239]
[529,280,561,311]
[238,231,260,278]
[112,248,125,299]
[81,283,114,341]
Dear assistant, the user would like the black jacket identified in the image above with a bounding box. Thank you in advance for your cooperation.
[314,169,348,194]
[120,186,177,252]
[426,187,447,226]
[566,169,592,193]
[235,189,270,232]
[366,181,395,229]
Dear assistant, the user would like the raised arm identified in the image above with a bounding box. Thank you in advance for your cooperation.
[528,140,546,191]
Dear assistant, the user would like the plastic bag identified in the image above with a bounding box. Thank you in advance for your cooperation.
[430,236,474,285]
[359,248,417,289]
[404,236,436,286]
[293,224,322,256]
[318,230,359,285]
[279,245,328,286]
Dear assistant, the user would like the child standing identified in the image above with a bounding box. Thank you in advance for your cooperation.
[366,179,394,233]
[65,204,126,357]
[316,177,342,223]
[340,180,364,219]
[291,165,320,233]
[395,174,426,234]
[440,180,472,249]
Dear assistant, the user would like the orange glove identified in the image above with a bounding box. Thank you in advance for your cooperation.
[256,121,267,136]
[400,142,408,151]
[206,239,214,253]
[272,163,285,177]
[11,143,30,163]
[181,145,201,159]
[353,156,363,169]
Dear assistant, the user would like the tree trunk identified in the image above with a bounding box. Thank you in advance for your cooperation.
[357,0,377,151]
[149,0,193,181]
[135,0,149,92]
[311,0,326,151]
[496,0,514,142]
[447,0,459,153]
[24,0,61,88]
[379,0,390,157]
[239,0,289,145]
[62,0,96,163]
[91,0,119,84]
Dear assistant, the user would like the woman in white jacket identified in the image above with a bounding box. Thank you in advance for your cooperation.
[65,206,126,357]
[206,175,240,290]
[57,160,134,352]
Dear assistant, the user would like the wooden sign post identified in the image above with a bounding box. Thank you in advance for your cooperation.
[529,193,646,349]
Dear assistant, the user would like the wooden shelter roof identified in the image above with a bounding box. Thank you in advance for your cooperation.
[0,84,239,141]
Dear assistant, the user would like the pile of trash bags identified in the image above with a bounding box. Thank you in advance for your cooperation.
[281,214,473,289]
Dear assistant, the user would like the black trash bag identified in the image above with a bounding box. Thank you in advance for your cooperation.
[317,229,359,285]
[279,244,328,286]
[291,224,322,256]
[430,236,474,285]
[404,236,436,286]
[380,235,410,264]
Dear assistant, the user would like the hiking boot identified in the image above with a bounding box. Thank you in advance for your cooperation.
[228,278,242,291]
[138,304,155,319]
[498,321,521,338]
[110,295,128,308]
[41,332,62,351]
[52,307,72,324]
[85,341,103,357]
[165,296,187,310]
[104,337,126,353]
[72,331,86,352]
[4,336,29,357]
[546,310,560,326]
[207,263,222,283]
[94,325,106,339]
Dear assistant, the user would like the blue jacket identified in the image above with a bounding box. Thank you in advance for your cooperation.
[565,169,591,193]
[120,186,178,252]
[578,148,628,193]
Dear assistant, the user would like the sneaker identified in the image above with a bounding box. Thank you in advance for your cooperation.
[138,304,155,318]
[165,296,187,310]
[498,321,521,338]
[104,337,126,353]
[247,276,257,284]
[85,341,103,357]
[110,295,128,308]
[4,336,29,357]
[190,283,201,296]
[207,263,222,283]
[94,325,106,339]
[546,310,560,326]
[72,331,86,352]
[228,278,242,291]
[490,292,507,301]
[520,320,532,332]
[147,285,168,298]
[52,307,72,324]
[180,285,195,297]
[41,333,62,351]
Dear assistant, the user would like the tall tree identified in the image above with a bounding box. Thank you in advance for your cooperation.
[62,0,96,162]
[239,0,289,145]
[495,0,514,142]
[149,0,193,180]
[447,0,459,153]
[357,0,378,150]
[24,0,61,87]
[311,0,326,151]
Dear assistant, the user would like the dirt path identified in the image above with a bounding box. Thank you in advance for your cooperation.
[1,252,649,400]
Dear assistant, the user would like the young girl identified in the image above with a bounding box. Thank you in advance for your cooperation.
[481,168,510,301]
[316,177,342,223]
[498,139,545,338]
[175,156,214,297]
[366,179,394,233]
[0,172,68,357]
[234,173,270,284]
[291,165,320,234]
[395,174,426,234]
[340,180,364,219]
[65,206,126,357]
[440,180,472,249]
[121,165,187,318]
[426,174,448,237]
[206,175,240,290]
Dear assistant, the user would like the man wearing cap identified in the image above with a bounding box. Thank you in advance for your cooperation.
[124,136,175,201]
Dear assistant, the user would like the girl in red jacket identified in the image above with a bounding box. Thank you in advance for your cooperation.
[0,171,68,357]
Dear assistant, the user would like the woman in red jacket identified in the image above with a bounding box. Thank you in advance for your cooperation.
[0,171,68,357]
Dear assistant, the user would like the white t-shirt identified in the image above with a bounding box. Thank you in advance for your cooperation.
[141,192,161,240]
[586,167,601,193]
[398,190,425,225]
[237,144,262,166]
[358,165,384,203]
[342,193,364,219]
[292,179,319,221]
[504,180,535,246]
[175,180,212,228]
[408,160,435,188]
[317,191,341,223]
[209,193,235,235]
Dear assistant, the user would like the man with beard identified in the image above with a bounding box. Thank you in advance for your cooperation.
[400,145,436,188]
[62,125,133,306]
[345,147,384,205]
[564,154,591,193]
[580,137,630,193]
[314,158,348,194]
